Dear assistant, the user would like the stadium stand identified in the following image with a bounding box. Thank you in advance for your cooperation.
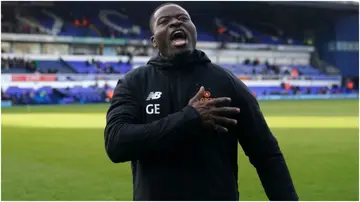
[1,2,308,44]
[2,55,325,76]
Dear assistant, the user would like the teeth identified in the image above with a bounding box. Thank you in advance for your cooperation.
[173,39,186,46]
[174,40,185,45]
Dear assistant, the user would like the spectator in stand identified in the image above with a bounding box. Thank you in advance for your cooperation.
[2,61,10,73]
[20,91,29,105]
[265,60,270,68]
[107,89,114,100]
[346,79,354,94]
[280,82,291,95]
[20,57,25,67]
[331,84,341,94]
[292,86,300,95]
[285,83,291,91]
[271,64,280,74]
[252,58,260,66]
[120,45,128,55]
[25,59,38,73]
[243,58,250,65]
[8,57,13,68]
[127,51,133,60]
[25,60,31,71]
[95,62,104,74]
[102,83,112,102]
[127,56,133,66]
[12,57,18,66]
[280,65,291,75]
[291,68,299,78]
[104,83,110,90]
[280,82,285,89]
[1,89,11,101]
[264,60,272,73]
[105,64,115,74]
[284,68,290,75]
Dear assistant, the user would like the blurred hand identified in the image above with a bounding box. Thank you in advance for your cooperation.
[188,86,240,133]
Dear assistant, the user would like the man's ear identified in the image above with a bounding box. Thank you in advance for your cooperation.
[151,36,157,48]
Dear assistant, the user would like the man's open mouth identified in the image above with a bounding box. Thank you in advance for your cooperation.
[170,30,187,47]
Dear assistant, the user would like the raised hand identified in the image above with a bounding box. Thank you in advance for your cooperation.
[188,86,240,133]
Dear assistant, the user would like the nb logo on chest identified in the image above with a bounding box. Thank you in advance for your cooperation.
[146,91,162,101]
[146,91,162,115]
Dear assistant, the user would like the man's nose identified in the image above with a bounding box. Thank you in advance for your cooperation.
[169,18,182,28]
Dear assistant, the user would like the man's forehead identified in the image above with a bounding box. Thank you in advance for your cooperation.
[153,4,189,19]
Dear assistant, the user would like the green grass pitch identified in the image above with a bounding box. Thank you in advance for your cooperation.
[1,100,359,200]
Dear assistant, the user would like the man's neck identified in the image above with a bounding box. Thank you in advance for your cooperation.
[159,50,194,60]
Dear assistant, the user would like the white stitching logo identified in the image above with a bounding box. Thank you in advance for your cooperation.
[146,91,162,101]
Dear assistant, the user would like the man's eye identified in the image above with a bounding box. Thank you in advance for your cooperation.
[158,19,169,25]
[178,16,189,21]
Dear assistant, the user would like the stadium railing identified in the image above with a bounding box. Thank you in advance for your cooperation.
[1,73,342,89]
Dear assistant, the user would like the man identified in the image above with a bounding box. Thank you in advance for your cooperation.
[105,3,298,201]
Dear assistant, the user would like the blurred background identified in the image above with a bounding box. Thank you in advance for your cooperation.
[1,1,359,201]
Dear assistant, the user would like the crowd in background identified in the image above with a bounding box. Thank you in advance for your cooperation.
[1,81,114,105]
[261,83,342,97]
[242,58,300,77]
[0,53,320,79]
[1,52,134,74]
[1,57,39,73]
[85,53,133,74]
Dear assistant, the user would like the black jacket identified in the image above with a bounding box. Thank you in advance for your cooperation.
[104,50,298,201]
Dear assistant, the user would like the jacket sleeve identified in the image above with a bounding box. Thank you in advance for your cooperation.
[104,77,201,163]
[231,78,298,201]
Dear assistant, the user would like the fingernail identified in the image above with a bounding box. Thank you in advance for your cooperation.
[236,108,240,112]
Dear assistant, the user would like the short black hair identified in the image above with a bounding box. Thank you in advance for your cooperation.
[149,2,183,33]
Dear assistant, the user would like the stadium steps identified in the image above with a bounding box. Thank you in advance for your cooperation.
[37,60,75,73]
[59,59,79,73]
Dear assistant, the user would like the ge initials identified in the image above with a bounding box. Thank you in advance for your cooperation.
[146,104,160,114]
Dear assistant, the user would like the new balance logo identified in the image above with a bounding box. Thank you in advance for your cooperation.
[146,91,162,114]
[146,91,162,101]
